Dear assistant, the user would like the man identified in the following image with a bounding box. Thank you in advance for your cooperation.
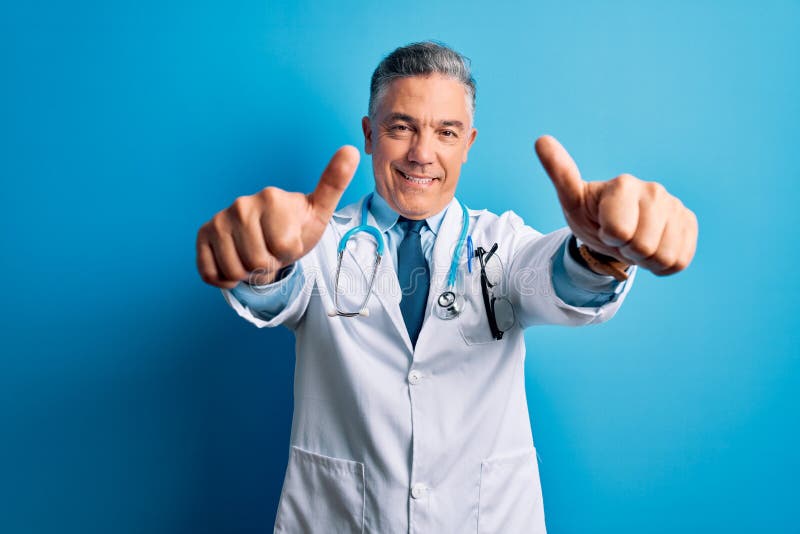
[196,42,697,533]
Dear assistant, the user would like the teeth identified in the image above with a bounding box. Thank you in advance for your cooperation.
[401,171,433,184]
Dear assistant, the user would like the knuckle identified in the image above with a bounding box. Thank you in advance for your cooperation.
[672,258,689,273]
[676,247,696,272]
[645,181,666,199]
[229,196,251,221]
[688,209,699,230]
[258,186,280,205]
[603,221,636,244]
[210,213,227,234]
[628,239,658,259]
[196,224,209,243]
[667,197,682,216]
[269,233,293,255]
[198,268,217,285]
[655,258,682,276]
[215,252,243,280]
[614,173,636,188]
[654,250,678,270]
[243,251,270,272]
[226,265,248,281]
[287,237,304,258]
[269,233,303,260]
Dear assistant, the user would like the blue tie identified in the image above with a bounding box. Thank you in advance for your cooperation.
[397,217,430,347]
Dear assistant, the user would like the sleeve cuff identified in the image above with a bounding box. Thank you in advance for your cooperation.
[563,235,627,293]
[241,264,297,292]
[228,263,304,320]
[552,235,636,307]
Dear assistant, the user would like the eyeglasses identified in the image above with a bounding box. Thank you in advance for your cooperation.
[474,243,516,340]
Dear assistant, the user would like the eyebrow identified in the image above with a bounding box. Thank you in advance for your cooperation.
[382,113,466,131]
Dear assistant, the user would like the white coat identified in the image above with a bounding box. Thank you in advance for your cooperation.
[223,195,634,534]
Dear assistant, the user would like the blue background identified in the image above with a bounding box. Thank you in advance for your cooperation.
[3,0,798,532]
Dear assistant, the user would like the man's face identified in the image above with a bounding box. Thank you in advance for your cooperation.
[362,74,477,220]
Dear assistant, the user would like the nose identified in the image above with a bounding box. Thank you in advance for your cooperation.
[407,131,435,167]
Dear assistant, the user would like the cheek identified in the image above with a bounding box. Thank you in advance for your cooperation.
[444,153,464,175]
[371,157,395,192]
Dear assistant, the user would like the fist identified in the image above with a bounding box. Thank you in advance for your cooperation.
[535,135,698,276]
[196,145,360,288]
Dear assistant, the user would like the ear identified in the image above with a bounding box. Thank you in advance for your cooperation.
[462,128,478,163]
[361,116,373,155]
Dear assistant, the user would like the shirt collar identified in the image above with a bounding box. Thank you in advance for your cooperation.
[369,190,452,237]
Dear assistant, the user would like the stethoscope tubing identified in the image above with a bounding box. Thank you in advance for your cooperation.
[330,193,470,318]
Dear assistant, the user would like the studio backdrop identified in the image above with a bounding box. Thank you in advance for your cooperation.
[2,1,798,533]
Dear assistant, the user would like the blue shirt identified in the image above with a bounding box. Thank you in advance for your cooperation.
[230,192,631,319]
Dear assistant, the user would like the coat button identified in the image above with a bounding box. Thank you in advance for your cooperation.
[408,370,422,385]
[411,483,428,499]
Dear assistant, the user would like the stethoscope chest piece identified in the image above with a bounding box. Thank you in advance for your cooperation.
[436,290,463,320]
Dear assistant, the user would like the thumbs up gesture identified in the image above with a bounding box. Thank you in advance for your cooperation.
[535,136,698,276]
[196,146,360,288]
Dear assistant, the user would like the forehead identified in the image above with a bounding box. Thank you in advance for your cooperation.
[376,74,470,121]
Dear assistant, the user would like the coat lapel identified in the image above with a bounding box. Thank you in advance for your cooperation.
[330,195,412,353]
[418,198,470,343]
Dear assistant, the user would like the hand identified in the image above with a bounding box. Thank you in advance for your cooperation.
[196,145,360,288]
[535,135,698,276]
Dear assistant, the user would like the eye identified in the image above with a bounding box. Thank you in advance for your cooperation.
[440,129,457,137]
[390,124,410,131]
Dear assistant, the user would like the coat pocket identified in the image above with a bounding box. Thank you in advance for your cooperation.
[477,446,545,534]
[456,268,517,345]
[457,287,500,345]
[274,446,365,534]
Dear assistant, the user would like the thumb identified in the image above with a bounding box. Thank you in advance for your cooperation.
[308,145,360,218]
[534,135,585,212]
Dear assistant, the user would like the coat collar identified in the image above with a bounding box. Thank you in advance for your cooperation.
[332,191,450,236]
[329,193,469,355]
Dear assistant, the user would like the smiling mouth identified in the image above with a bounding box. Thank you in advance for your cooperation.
[397,169,439,185]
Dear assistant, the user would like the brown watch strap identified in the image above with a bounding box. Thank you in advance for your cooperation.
[577,242,630,282]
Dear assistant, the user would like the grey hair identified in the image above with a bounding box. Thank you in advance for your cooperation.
[368,41,476,122]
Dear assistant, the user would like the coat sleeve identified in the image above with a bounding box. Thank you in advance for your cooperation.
[220,254,317,331]
[503,213,637,328]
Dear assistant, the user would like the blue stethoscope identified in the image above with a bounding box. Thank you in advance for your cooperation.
[329,193,471,319]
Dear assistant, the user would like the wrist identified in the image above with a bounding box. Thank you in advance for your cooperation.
[568,235,630,281]
[246,264,292,287]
